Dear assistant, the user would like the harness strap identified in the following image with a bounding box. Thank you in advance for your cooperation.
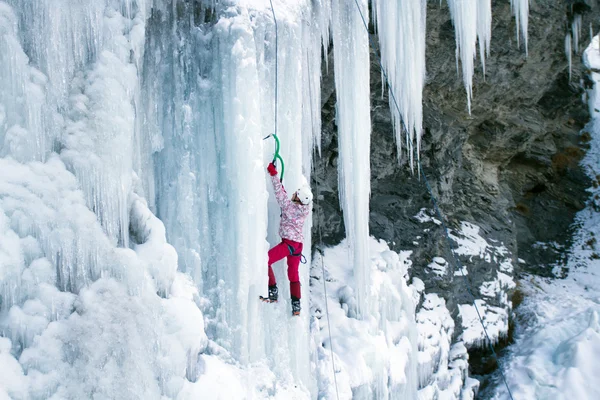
[286,243,307,264]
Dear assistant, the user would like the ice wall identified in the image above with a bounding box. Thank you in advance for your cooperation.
[142,0,326,392]
[0,1,208,398]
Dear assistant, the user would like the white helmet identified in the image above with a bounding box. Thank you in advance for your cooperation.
[295,185,313,205]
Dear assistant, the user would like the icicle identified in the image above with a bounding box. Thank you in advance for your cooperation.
[330,0,371,318]
[0,3,49,163]
[477,0,492,76]
[566,32,573,80]
[572,13,582,53]
[371,0,427,168]
[447,0,478,113]
[510,0,529,55]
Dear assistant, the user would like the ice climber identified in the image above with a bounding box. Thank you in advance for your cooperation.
[260,162,312,316]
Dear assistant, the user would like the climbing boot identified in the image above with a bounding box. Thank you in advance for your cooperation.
[291,297,301,316]
[260,285,278,303]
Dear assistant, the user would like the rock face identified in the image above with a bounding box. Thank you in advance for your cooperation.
[312,0,596,380]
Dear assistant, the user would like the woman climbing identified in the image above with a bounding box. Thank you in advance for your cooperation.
[260,162,312,316]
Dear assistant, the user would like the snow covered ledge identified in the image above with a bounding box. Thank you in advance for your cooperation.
[311,237,478,399]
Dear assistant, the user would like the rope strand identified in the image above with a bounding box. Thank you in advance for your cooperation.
[315,179,341,400]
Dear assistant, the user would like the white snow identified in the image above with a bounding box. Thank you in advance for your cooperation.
[414,208,442,225]
[426,257,448,276]
[459,300,508,348]
[311,237,475,399]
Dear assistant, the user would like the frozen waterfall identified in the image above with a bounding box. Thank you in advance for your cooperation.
[0,0,531,399]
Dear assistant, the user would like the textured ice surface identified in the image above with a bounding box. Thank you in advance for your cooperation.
[330,0,371,318]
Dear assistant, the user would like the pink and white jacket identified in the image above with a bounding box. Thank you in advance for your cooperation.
[271,175,310,243]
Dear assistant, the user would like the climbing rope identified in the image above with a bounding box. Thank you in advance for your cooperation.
[269,0,278,139]
[350,1,515,399]
[267,0,285,184]
[307,47,341,400]
[315,178,341,400]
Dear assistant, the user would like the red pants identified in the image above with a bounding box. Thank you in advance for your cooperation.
[268,239,303,299]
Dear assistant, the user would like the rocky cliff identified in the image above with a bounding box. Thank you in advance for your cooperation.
[312,0,597,393]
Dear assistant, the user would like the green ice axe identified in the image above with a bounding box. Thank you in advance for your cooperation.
[263,133,285,182]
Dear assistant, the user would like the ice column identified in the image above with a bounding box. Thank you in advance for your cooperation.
[331,0,372,318]
[510,0,529,55]
[371,0,426,168]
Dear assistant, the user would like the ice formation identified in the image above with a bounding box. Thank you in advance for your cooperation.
[0,0,532,398]
[371,0,427,167]
[510,0,529,54]
[447,0,483,113]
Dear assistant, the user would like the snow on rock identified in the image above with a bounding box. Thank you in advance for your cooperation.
[426,257,448,277]
[414,208,442,225]
[459,300,508,348]
[448,222,515,347]
[311,238,478,399]
[312,237,476,399]
[493,34,600,400]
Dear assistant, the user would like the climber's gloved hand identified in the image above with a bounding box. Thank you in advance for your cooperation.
[267,162,278,176]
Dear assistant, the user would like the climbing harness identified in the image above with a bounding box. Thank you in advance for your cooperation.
[286,242,307,264]
[350,1,516,399]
